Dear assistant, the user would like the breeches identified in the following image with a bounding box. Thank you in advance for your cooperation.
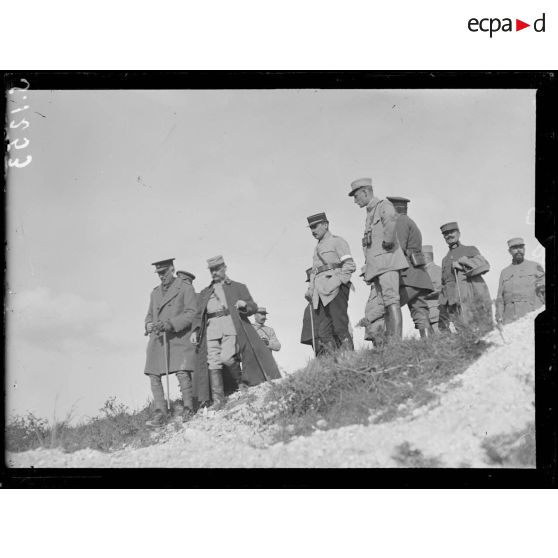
[207,334,238,369]
[400,285,431,329]
[316,283,352,343]
[374,271,400,306]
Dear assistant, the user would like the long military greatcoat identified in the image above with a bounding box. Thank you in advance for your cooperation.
[440,243,492,325]
[495,259,545,324]
[393,214,434,292]
[192,278,281,402]
[144,277,197,376]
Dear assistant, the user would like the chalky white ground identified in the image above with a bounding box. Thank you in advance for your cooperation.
[7,311,539,468]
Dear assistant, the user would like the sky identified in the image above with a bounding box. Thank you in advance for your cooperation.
[6,87,540,421]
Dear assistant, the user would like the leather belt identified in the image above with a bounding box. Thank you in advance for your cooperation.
[207,309,230,319]
[316,262,342,274]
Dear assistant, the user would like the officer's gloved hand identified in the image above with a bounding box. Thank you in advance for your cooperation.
[163,321,174,332]
[235,300,247,311]
[190,331,199,345]
[382,241,394,251]
[452,261,464,271]
[146,322,154,333]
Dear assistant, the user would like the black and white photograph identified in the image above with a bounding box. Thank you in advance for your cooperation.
[3,73,555,476]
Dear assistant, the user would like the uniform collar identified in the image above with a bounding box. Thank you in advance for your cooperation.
[318,230,333,243]
[366,196,381,211]
[212,276,232,286]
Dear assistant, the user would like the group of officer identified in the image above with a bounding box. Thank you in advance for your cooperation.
[143,256,282,426]
[301,177,545,353]
[143,177,545,426]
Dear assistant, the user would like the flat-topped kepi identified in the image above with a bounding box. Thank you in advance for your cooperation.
[386,196,410,205]
[348,177,372,197]
[440,222,459,233]
[507,237,525,248]
[207,255,225,269]
[422,245,434,253]
[151,258,175,273]
[307,212,328,227]
[255,307,268,314]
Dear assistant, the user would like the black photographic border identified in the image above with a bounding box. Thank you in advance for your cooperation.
[2,70,556,488]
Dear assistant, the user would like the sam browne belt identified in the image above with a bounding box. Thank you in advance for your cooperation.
[207,309,230,319]
[315,262,342,274]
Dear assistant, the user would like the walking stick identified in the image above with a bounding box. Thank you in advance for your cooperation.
[237,314,271,383]
[308,301,317,355]
[162,331,171,411]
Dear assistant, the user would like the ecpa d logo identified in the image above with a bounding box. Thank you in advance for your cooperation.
[468,13,546,37]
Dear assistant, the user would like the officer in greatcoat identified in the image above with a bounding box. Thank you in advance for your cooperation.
[190,255,281,410]
[300,267,319,353]
[495,237,545,325]
[387,196,435,338]
[422,245,443,330]
[349,178,408,339]
[252,307,281,351]
[144,258,198,426]
[305,212,356,354]
[439,222,493,330]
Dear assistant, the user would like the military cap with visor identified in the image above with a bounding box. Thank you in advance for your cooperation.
[507,237,525,248]
[255,307,269,315]
[307,212,328,227]
[151,258,175,272]
[440,222,459,234]
[207,255,225,269]
[348,177,372,197]
[422,245,434,254]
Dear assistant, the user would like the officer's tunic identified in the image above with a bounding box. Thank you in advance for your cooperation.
[307,230,356,351]
[424,261,442,326]
[440,243,493,326]
[495,259,545,324]
[362,197,408,282]
[253,323,281,351]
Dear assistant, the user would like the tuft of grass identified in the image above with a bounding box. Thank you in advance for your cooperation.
[6,396,184,454]
[263,322,492,440]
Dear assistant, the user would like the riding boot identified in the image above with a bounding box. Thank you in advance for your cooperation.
[386,304,403,340]
[419,326,434,339]
[209,369,225,411]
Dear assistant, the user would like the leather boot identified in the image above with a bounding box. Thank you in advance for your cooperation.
[209,369,225,411]
[386,304,403,339]
[419,326,434,339]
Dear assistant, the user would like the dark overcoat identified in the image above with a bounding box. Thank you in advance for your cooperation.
[144,277,197,376]
[192,278,281,402]
[440,243,492,324]
[394,214,434,292]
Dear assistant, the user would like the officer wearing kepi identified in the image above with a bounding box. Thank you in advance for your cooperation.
[495,237,545,325]
[349,178,408,339]
[144,258,198,426]
[439,222,493,329]
[305,212,356,353]
[386,196,434,338]
[252,307,281,351]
